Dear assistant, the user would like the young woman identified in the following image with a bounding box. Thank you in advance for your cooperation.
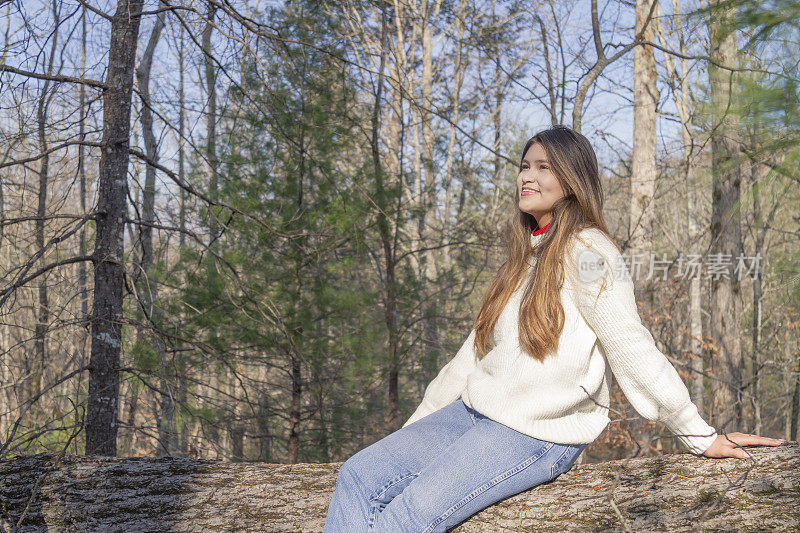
[323,125,784,532]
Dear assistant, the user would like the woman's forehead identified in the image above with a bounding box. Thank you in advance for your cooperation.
[524,142,549,161]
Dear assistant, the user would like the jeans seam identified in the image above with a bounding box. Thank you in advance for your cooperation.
[367,471,419,528]
[462,399,477,425]
[549,446,573,479]
[422,442,554,533]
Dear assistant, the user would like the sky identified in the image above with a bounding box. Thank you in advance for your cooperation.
[1,0,728,203]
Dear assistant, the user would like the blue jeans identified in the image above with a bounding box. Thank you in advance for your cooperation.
[323,398,587,532]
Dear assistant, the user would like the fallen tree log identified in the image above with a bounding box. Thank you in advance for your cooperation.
[1,443,797,532]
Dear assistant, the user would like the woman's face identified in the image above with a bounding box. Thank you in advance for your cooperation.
[517,142,567,228]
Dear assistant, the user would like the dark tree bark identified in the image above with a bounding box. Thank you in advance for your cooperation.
[85,0,145,457]
[202,0,219,228]
[287,74,308,465]
[1,444,797,531]
[31,0,60,408]
[78,1,90,334]
[368,3,401,434]
[176,13,189,457]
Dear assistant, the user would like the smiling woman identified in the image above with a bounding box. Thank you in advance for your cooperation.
[323,125,784,533]
[517,142,567,229]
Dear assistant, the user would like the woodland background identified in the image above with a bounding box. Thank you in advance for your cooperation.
[0,0,798,465]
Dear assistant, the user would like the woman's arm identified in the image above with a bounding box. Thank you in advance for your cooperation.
[571,232,785,457]
[568,232,718,455]
[401,329,479,428]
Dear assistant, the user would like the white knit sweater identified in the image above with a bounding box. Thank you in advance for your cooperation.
[402,227,718,455]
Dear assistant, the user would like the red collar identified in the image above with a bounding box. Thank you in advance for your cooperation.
[531,222,551,236]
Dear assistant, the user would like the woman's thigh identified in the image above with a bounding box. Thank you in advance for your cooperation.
[346,398,477,488]
[372,413,587,533]
[327,398,477,529]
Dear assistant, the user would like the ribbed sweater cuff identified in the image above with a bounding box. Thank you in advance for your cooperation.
[661,401,718,455]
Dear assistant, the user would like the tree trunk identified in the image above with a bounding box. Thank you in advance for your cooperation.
[630,0,658,308]
[78,0,90,355]
[287,354,302,464]
[2,445,797,531]
[370,5,400,434]
[178,23,187,248]
[122,382,139,455]
[654,0,706,417]
[135,0,175,458]
[286,72,310,465]
[176,18,188,455]
[707,0,744,433]
[33,82,49,405]
[628,0,660,450]
[690,276,705,414]
[202,0,219,234]
[85,0,145,457]
[419,0,442,383]
[537,10,559,126]
[31,0,61,409]
[256,375,273,463]
[749,130,765,435]
[439,0,466,287]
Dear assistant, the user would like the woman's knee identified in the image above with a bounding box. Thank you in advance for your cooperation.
[331,461,371,513]
[336,445,384,492]
[341,445,374,477]
[336,455,363,486]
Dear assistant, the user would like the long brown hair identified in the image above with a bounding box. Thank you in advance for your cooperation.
[473,125,611,361]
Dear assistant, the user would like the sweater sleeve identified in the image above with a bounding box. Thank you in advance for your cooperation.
[402,328,479,428]
[567,231,717,455]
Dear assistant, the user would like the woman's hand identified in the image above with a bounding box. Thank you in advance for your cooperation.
[702,432,786,459]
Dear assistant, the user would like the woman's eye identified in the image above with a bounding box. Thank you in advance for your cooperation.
[540,165,549,170]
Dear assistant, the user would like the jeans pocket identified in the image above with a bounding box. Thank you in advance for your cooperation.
[367,470,419,527]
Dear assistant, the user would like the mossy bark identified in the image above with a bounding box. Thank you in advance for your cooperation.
[1,444,797,531]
